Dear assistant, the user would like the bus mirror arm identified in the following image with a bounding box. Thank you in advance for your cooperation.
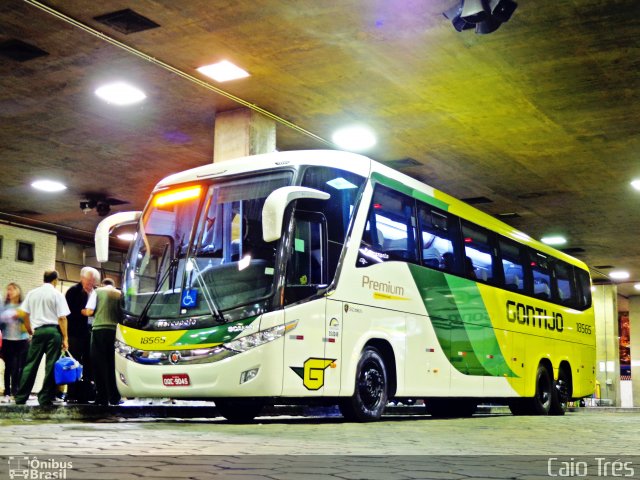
[262,187,330,243]
[95,211,142,263]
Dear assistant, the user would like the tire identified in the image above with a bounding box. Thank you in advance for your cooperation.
[215,398,264,423]
[550,367,571,416]
[426,398,477,418]
[509,364,552,416]
[508,399,530,416]
[339,347,388,422]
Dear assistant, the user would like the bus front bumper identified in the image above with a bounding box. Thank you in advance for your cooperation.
[114,338,284,398]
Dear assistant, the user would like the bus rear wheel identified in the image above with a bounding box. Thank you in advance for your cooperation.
[339,347,388,422]
[215,398,264,423]
[550,366,571,416]
[426,398,477,418]
[509,364,552,416]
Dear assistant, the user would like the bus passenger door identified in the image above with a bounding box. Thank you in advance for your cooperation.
[323,299,342,395]
[282,211,333,396]
[283,299,329,396]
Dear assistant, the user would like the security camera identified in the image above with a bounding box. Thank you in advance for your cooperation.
[96,201,111,217]
[80,201,92,214]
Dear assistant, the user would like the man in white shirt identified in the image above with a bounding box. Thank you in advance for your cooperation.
[14,270,70,406]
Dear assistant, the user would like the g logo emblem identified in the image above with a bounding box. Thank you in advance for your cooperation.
[290,358,336,391]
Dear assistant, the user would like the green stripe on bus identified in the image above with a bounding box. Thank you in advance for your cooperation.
[408,264,517,377]
[408,264,488,376]
[444,275,516,378]
[172,316,258,347]
[371,172,449,211]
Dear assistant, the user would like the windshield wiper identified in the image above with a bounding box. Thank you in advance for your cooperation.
[187,257,225,323]
[138,257,179,325]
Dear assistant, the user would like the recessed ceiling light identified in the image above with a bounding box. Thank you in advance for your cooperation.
[331,126,377,152]
[327,177,358,190]
[541,236,567,246]
[197,60,250,82]
[609,270,630,280]
[590,286,596,292]
[31,180,67,192]
[634,283,640,291]
[631,179,640,191]
[117,233,135,241]
[95,82,146,106]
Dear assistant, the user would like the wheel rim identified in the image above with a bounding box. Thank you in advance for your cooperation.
[537,372,551,407]
[556,378,569,408]
[358,359,385,410]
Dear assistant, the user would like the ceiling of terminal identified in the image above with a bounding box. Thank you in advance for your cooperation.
[1,0,639,295]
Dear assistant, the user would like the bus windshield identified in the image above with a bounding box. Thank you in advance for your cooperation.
[123,171,292,320]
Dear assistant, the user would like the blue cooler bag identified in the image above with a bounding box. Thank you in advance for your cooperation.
[54,351,83,385]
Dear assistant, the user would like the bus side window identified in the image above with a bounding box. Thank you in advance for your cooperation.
[300,166,366,282]
[284,211,328,305]
[497,238,526,294]
[357,185,418,266]
[529,250,552,300]
[417,203,459,274]
[574,268,593,309]
[553,260,577,307]
[461,221,497,284]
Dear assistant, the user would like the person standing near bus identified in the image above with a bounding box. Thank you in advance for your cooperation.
[83,278,122,405]
[0,283,29,399]
[14,271,70,406]
[65,266,100,403]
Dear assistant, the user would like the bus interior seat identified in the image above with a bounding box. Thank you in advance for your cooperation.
[534,281,551,299]
[422,247,442,269]
[474,267,488,281]
[504,273,522,291]
[363,226,386,250]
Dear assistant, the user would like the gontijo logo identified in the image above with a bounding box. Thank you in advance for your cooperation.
[290,358,336,390]
[506,300,564,333]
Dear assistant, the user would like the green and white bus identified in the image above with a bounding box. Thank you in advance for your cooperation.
[96,150,595,422]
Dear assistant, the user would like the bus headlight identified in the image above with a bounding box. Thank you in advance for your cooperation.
[223,321,297,353]
[115,340,135,358]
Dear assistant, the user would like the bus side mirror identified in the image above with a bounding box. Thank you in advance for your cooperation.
[262,187,330,242]
[95,211,142,263]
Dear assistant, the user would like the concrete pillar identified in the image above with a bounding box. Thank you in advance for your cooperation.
[593,285,620,406]
[213,108,276,163]
[629,296,640,406]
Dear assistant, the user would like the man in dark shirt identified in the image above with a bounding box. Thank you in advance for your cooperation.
[64,266,100,403]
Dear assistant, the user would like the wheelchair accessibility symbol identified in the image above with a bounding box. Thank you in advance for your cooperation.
[181,289,197,309]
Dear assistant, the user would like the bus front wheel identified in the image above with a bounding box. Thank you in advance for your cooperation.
[215,398,264,423]
[339,347,388,422]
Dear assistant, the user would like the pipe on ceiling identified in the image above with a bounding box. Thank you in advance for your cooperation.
[23,0,333,148]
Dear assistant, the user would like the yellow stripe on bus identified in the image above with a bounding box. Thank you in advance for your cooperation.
[373,292,410,301]
[119,325,222,351]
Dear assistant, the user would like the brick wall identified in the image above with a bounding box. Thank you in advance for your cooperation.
[0,223,57,297]
[0,223,57,396]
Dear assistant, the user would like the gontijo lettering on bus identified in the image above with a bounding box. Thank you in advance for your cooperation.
[506,300,564,333]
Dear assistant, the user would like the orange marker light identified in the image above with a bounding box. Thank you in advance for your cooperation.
[153,186,202,207]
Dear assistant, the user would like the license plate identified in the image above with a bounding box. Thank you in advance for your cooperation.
[162,373,190,387]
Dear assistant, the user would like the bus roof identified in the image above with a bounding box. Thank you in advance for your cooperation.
[154,150,587,270]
